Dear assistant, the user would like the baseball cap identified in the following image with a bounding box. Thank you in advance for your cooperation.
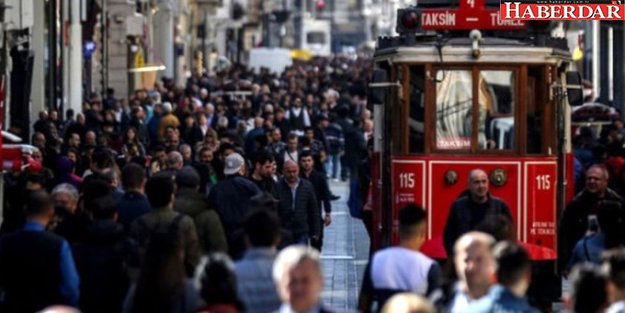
[162,102,173,113]
[223,153,245,175]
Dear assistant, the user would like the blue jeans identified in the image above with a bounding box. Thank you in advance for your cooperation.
[293,234,310,245]
[325,153,341,179]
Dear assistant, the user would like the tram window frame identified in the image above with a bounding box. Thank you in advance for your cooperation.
[475,69,518,152]
[408,65,426,154]
[526,65,550,155]
[429,65,521,154]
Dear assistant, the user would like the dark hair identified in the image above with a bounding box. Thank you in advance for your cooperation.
[132,232,185,313]
[476,215,515,242]
[570,263,607,313]
[66,147,80,158]
[80,178,112,210]
[300,137,311,146]
[244,209,281,247]
[24,173,46,190]
[91,195,118,219]
[175,166,200,189]
[200,254,245,310]
[25,191,54,217]
[398,203,426,240]
[91,147,114,171]
[603,248,625,290]
[299,150,313,160]
[254,152,275,166]
[493,241,531,286]
[152,145,166,155]
[219,143,236,155]
[145,174,175,208]
[304,126,314,133]
[199,146,213,157]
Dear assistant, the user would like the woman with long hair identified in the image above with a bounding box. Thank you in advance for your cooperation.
[122,127,146,158]
[196,129,220,153]
[123,232,200,313]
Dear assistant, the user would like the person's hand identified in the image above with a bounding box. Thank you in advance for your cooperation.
[324,214,332,226]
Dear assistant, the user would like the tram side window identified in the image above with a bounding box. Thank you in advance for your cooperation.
[436,70,473,151]
[478,70,515,150]
[409,66,425,153]
[527,67,545,154]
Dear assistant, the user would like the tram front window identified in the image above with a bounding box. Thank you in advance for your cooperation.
[478,70,515,150]
[409,66,425,153]
[436,70,473,150]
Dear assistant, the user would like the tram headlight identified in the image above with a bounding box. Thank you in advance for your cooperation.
[490,168,508,187]
[396,7,420,34]
[444,170,458,186]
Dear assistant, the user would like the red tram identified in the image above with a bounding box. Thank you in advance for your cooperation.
[368,0,583,304]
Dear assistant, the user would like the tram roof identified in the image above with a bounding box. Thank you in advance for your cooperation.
[374,36,571,64]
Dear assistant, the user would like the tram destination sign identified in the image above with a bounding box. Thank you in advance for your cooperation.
[418,0,526,30]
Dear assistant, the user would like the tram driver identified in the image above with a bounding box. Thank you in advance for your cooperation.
[443,169,513,258]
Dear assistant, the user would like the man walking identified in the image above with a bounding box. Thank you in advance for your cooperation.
[0,191,80,312]
[274,160,321,245]
[209,153,261,258]
[559,165,625,273]
[299,151,332,251]
[235,209,282,313]
[366,204,441,310]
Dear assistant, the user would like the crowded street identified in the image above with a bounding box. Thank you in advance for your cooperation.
[3,0,625,312]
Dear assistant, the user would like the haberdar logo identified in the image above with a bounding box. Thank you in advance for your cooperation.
[500,0,625,20]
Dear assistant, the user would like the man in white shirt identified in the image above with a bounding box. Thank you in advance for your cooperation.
[447,231,496,313]
[603,248,625,313]
[367,204,442,309]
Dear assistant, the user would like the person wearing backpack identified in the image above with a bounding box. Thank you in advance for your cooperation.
[72,195,137,313]
[567,200,625,269]
[559,165,625,277]
[130,172,201,277]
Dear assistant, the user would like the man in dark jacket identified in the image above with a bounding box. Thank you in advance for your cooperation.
[117,163,151,232]
[130,173,201,277]
[0,191,80,312]
[208,153,262,258]
[299,152,331,251]
[337,107,366,181]
[72,195,136,313]
[175,166,228,254]
[249,152,277,194]
[559,164,625,274]
[275,160,321,245]
[443,169,512,257]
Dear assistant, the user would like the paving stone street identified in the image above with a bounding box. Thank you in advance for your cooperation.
[320,181,370,310]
